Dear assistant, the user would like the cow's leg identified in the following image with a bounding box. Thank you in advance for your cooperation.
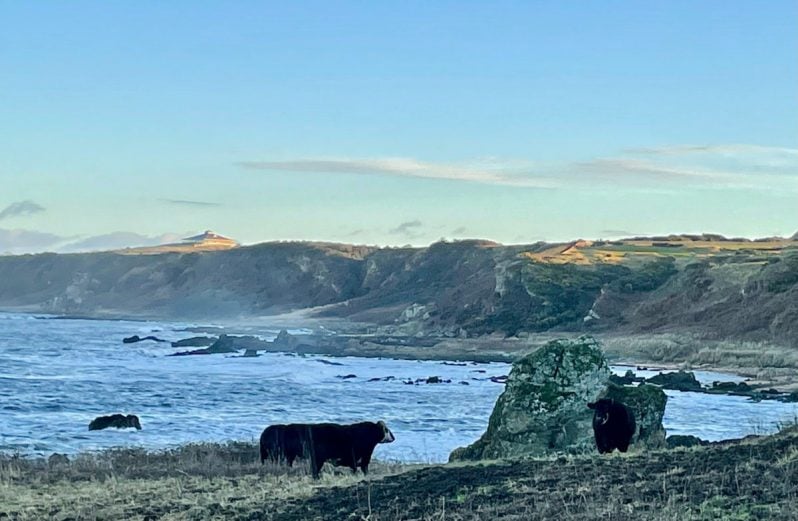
[311,457,324,479]
[359,453,373,475]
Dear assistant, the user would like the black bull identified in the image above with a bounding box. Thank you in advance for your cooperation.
[259,421,395,478]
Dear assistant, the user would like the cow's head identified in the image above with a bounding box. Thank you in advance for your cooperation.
[377,421,395,443]
[587,399,614,426]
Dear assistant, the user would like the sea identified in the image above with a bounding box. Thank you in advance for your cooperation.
[1,312,796,463]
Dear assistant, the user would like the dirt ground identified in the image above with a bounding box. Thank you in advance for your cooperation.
[274,429,798,520]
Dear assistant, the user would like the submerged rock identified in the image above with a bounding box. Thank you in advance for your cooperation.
[123,335,166,344]
[449,336,610,461]
[168,334,260,356]
[210,334,269,352]
[423,376,448,384]
[170,336,217,348]
[315,359,344,366]
[368,376,395,382]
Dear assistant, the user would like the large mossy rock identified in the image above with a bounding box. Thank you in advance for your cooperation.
[449,336,610,461]
[602,383,667,448]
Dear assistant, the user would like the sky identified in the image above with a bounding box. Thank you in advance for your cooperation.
[1,1,797,253]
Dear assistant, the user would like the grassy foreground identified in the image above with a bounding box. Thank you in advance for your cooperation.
[2,428,798,521]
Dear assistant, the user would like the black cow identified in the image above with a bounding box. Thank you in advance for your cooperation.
[260,421,395,478]
[587,398,635,453]
[89,414,142,431]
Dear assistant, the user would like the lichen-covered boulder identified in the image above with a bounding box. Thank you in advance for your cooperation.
[601,383,667,448]
[449,336,610,461]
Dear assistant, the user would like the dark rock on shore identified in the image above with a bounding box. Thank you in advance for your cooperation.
[123,335,166,344]
[666,435,710,448]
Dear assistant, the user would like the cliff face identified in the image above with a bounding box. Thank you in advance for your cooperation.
[1,239,797,346]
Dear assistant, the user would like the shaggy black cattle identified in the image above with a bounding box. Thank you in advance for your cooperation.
[587,398,635,453]
[260,421,395,478]
[89,414,142,431]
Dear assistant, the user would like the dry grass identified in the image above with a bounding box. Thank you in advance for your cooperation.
[3,429,798,520]
[0,442,413,520]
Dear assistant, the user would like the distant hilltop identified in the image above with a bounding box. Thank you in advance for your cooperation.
[119,230,239,254]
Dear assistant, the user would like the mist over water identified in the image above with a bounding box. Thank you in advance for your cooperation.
[0,313,795,462]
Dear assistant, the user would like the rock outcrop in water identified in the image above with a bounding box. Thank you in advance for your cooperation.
[171,336,217,348]
[646,370,702,392]
[169,334,267,356]
[450,336,669,461]
[89,414,142,431]
[449,336,611,461]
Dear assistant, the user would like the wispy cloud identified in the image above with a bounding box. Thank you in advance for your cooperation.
[570,144,798,190]
[237,144,798,193]
[389,220,423,238]
[451,226,468,235]
[0,200,45,220]
[237,158,555,188]
[624,144,798,157]
[573,158,737,181]
[160,199,221,207]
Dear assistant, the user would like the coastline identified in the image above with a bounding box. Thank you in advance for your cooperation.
[10,309,798,391]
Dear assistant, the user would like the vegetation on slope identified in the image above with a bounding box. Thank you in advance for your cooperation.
[1,237,797,348]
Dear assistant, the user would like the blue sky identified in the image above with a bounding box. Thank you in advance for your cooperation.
[1,1,796,253]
